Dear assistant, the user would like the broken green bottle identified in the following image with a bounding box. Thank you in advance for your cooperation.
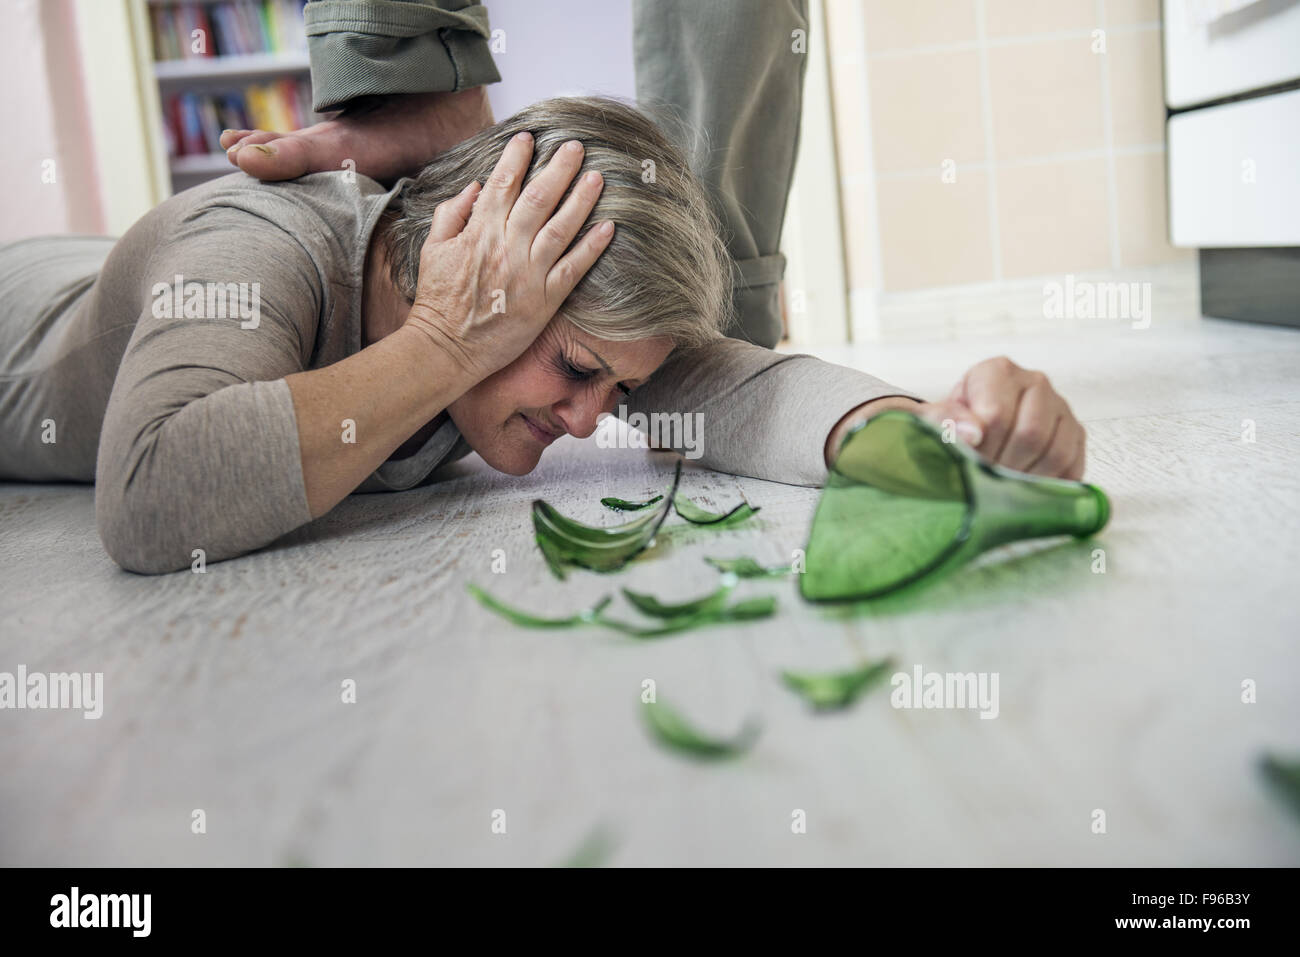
[800,409,1110,602]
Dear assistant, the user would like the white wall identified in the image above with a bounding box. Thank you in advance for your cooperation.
[1,0,104,240]
[482,0,636,120]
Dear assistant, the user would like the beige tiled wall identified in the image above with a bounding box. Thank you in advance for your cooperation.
[827,0,1189,295]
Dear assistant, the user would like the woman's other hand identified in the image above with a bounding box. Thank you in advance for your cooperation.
[401,132,615,385]
[826,357,1086,481]
[913,356,1086,480]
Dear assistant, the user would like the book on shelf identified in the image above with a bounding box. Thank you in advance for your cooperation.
[164,77,314,159]
[150,0,307,62]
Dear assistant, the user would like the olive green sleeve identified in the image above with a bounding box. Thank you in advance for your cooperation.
[304,0,501,112]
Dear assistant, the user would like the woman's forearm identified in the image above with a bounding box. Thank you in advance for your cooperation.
[286,323,475,516]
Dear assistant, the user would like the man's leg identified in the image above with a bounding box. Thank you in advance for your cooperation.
[632,0,809,349]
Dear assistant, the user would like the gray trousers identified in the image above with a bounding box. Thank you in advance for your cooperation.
[304,0,808,348]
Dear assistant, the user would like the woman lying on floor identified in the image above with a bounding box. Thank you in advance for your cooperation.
[0,96,1087,574]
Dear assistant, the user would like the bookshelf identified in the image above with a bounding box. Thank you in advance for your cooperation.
[143,0,321,193]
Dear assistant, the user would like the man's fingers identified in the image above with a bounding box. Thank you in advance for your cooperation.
[999,380,1059,472]
[473,131,534,224]
[545,221,615,303]
[507,139,587,256]
[531,169,604,266]
[428,181,481,243]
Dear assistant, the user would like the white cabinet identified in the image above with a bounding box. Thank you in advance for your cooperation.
[1168,87,1300,246]
[1163,0,1300,109]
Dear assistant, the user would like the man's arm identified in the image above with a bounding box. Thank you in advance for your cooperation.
[303,0,501,111]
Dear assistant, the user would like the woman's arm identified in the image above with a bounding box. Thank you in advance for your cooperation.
[97,132,608,573]
[285,324,474,517]
[621,337,927,487]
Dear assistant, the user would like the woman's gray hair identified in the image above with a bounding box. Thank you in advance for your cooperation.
[380,95,734,350]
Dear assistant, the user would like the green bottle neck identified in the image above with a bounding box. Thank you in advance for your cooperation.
[964,462,1109,550]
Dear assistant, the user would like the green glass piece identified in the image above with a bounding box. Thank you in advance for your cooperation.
[600,494,664,512]
[621,574,737,619]
[801,410,1110,602]
[557,824,618,868]
[672,493,760,527]
[781,657,895,711]
[1260,753,1300,819]
[595,594,777,638]
[467,584,612,628]
[641,699,762,760]
[533,461,682,576]
[704,556,794,578]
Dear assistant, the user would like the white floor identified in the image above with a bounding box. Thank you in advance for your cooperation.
[2,310,1298,866]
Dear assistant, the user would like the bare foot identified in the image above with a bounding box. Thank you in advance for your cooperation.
[218,86,495,183]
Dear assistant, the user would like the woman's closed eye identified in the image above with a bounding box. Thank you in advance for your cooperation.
[556,355,632,396]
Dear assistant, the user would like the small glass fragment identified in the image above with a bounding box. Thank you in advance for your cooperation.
[781,657,895,711]
[672,492,759,527]
[600,494,664,512]
[533,461,682,578]
[705,556,793,578]
[467,584,611,627]
[642,699,761,760]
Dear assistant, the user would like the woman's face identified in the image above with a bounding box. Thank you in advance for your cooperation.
[447,319,675,475]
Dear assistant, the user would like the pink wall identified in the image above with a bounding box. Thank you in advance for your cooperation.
[1,0,104,241]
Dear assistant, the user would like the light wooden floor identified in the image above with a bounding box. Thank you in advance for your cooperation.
[2,313,1298,866]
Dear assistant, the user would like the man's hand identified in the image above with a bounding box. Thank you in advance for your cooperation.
[825,356,1087,480]
[218,86,495,183]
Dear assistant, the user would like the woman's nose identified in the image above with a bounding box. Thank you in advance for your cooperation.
[554,387,618,439]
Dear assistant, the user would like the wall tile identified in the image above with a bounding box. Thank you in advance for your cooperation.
[1106,27,1166,146]
[988,37,1106,160]
[863,0,978,52]
[985,0,1096,37]
[1114,150,1194,265]
[1105,0,1162,26]
[997,157,1112,277]
[877,172,994,289]
[869,50,986,172]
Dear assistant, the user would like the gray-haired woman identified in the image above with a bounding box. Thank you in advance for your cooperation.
[0,96,1087,574]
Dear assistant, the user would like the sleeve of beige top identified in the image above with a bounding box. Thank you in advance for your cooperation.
[94,206,321,574]
[621,337,927,488]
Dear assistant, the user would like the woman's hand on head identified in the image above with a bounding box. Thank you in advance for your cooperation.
[401,132,615,385]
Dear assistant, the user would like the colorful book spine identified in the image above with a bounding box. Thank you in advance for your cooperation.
[151,1,306,61]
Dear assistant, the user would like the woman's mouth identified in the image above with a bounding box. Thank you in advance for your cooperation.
[519,413,561,445]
